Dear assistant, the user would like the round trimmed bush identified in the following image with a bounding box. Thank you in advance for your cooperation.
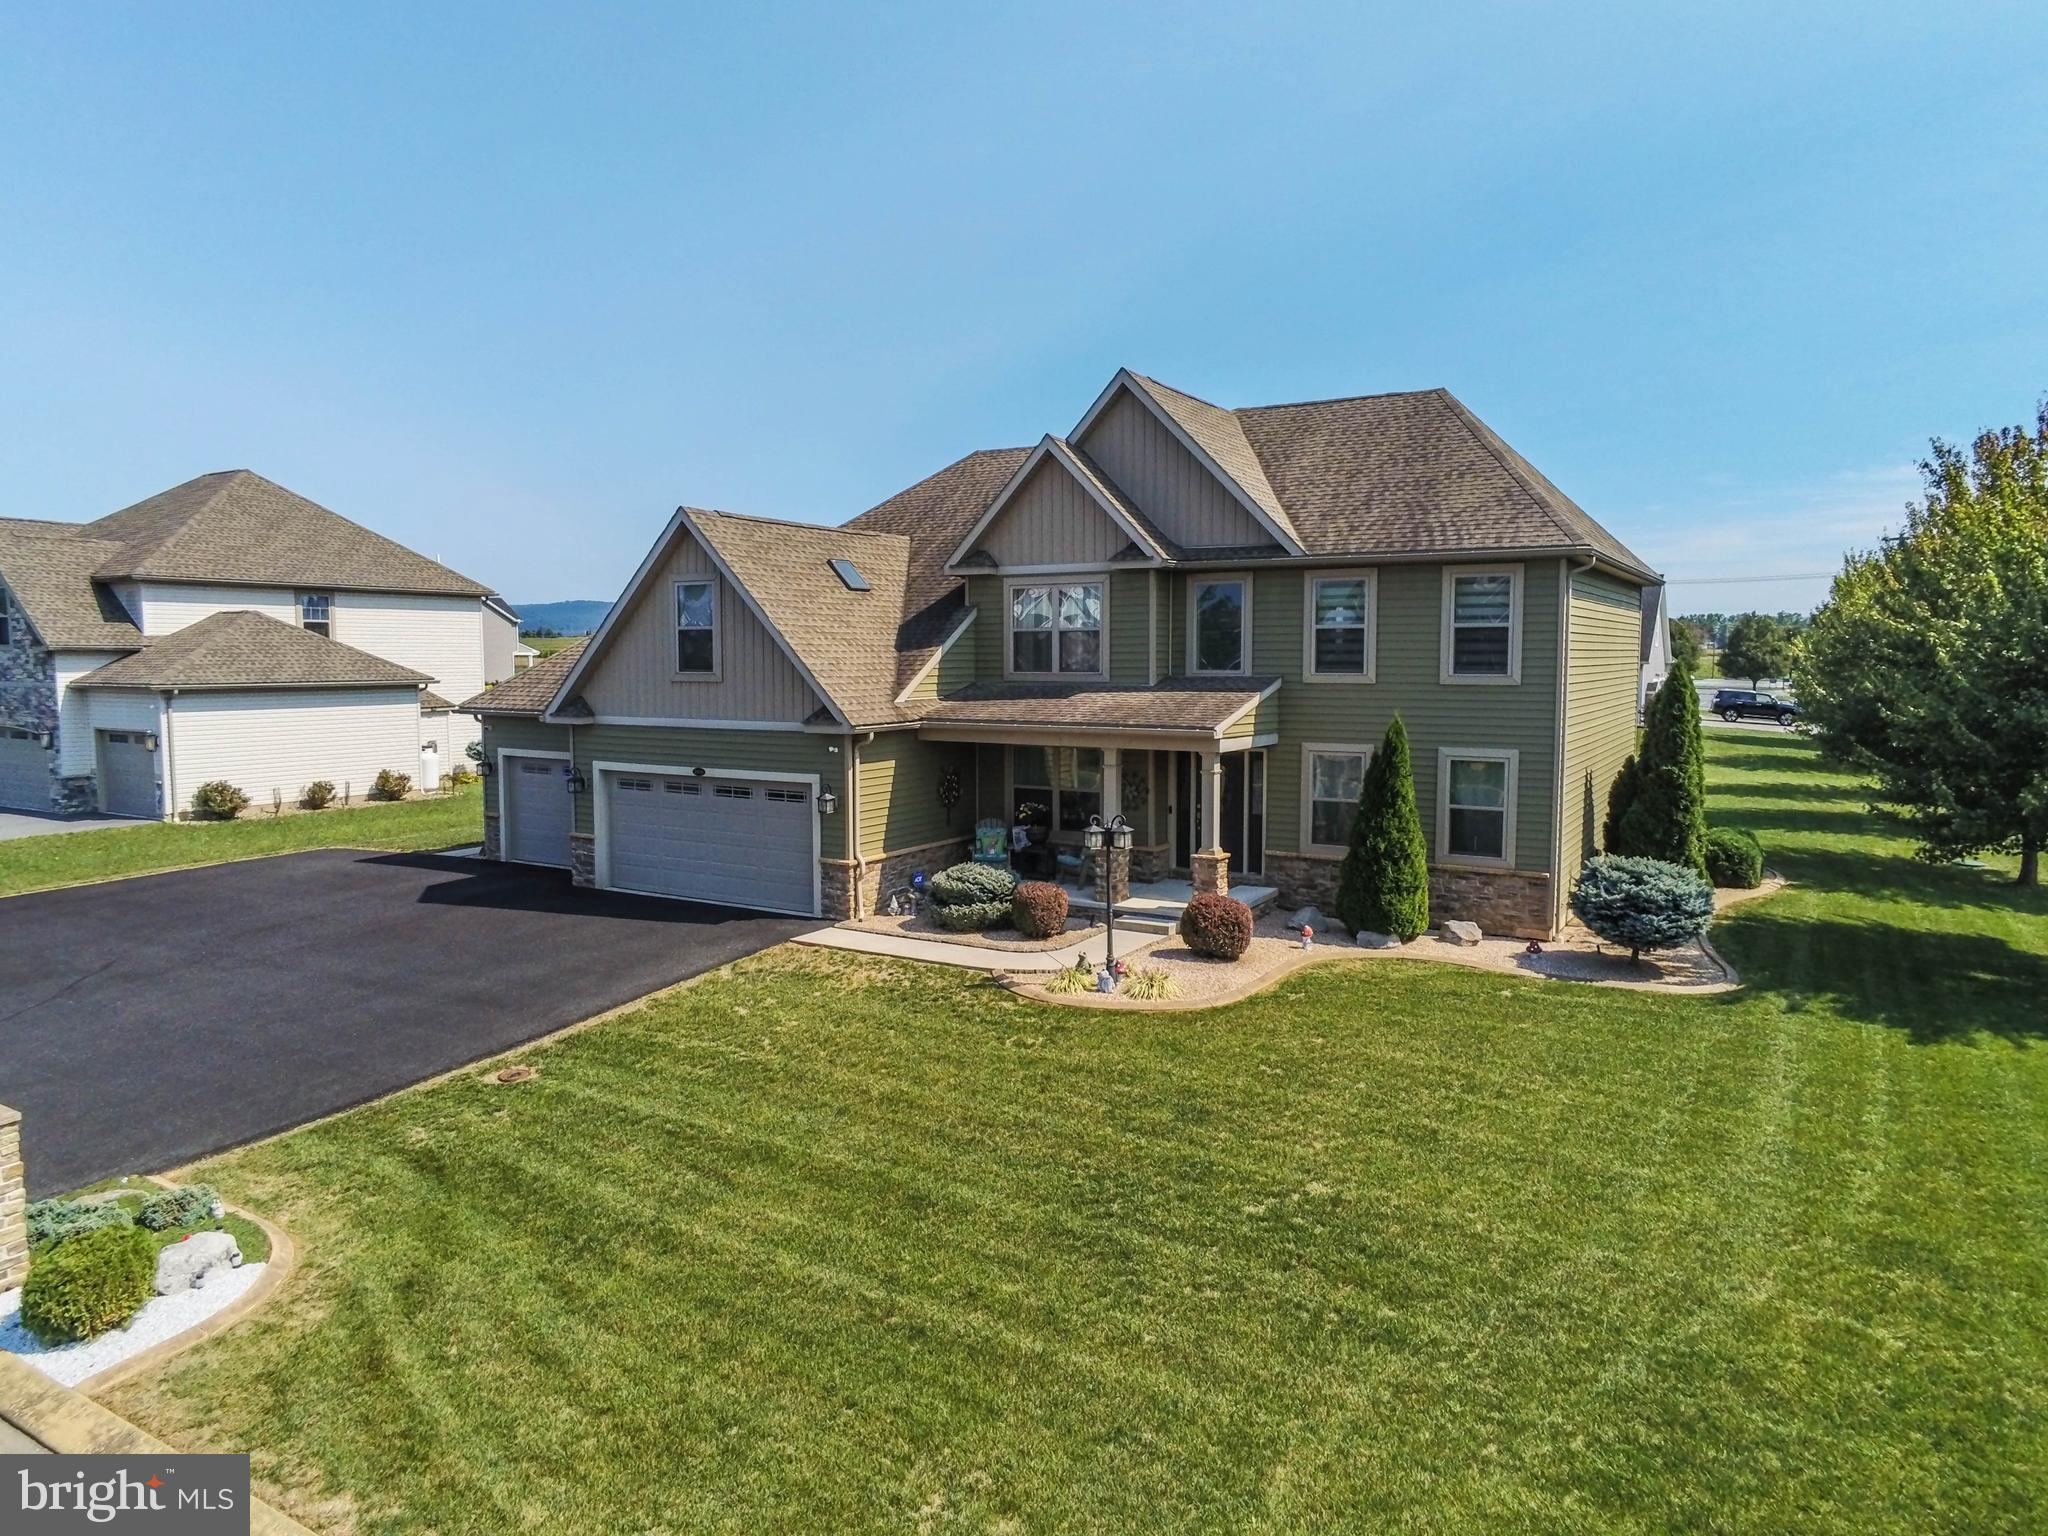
[931,898,1013,932]
[19,1225,157,1345]
[1178,891,1254,961]
[26,1197,133,1251]
[1704,827,1764,889]
[137,1183,219,1233]
[929,861,1017,910]
[1010,881,1069,939]
[1569,855,1715,961]
[192,780,249,820]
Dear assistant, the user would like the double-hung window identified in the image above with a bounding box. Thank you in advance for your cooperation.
[675,580,717,675]
[1012,746,1102,832]
[1190,576,1248,674]
[1441,566,1521,682]
[297,591,332,638]
[1305,572,1374,678]
[1009,581,1102,676]
[1438,749,1517,867]
[1303,745,1369,852]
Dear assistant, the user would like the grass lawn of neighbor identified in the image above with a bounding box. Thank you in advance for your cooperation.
[102,737,2047,1532]
[0,785,483,899]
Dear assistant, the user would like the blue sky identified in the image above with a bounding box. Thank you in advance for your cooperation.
[3,3,2043,617]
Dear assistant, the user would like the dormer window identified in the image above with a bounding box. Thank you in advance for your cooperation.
[675,580,718,675]
[298,591,332,638]
[1008,580,1102,677]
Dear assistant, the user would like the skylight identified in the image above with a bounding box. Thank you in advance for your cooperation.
[829,558,870,592]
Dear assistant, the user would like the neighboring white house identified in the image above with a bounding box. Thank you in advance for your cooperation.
[1640,581,1672,714]
[0,469,512,819]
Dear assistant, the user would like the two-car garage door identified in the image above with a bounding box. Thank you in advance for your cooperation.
[603,768,815,915]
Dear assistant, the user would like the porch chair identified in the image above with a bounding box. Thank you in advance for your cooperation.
[970,819,1009,867]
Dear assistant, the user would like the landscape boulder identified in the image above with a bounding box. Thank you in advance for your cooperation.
[1439,920,1482,946]
[152,1230,243,1295]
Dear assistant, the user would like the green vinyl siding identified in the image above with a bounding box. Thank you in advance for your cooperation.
[966,575,1004,679]
[1107,569,1150,683]
[1257,562,1560,871]
[855,731,976,859]
[564,722,851,860]
[1559,569,1647,916]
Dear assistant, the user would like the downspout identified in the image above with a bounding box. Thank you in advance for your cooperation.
[1553,553,1596,933]
[158,690,177,822]
[846,730,874,917]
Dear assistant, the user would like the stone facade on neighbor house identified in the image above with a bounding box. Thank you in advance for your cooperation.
[0,470,523,822]
[465,370,1658,938]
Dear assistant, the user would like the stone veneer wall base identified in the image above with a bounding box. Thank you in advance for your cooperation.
[0,1104,24,1291]
[1265,852,1555,941]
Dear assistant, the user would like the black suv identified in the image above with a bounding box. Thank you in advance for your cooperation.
[1711,689,1799,725]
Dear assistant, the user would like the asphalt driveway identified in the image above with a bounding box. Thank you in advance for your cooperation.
[0,850,812,1196]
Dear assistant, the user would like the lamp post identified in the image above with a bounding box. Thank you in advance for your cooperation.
[1084,813,1134,972]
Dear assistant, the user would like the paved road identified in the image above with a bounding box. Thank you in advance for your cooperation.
[0,849,810,1196]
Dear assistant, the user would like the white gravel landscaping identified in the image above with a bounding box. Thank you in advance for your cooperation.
[0,1262,269,1387]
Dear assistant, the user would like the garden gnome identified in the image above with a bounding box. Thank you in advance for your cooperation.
[1300,923,1314,950]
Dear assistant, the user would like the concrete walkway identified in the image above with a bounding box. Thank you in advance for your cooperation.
[793,922,1163,973]
[0,809,142,841]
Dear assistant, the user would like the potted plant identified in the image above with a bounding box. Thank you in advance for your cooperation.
[1015,800,1051,846]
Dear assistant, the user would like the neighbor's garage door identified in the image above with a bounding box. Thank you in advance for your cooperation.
[0,727,46,810]
[502,755,571,867]
[97,730,158,819]
[604,769,814,915]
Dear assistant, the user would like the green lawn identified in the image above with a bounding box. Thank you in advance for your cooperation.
[0,786,483,899]
[524,633,583,656]
[104,737,2046,1532]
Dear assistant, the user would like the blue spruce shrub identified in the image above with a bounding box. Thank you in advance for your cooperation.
[927,862,1018,932]
[26,1198,134,1250]
[1569,855,1715,961]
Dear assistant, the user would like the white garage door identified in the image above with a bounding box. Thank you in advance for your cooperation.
[97,730,158,819]
[604,769,815,915]
[502,755,572,867]
[0,727,47,811]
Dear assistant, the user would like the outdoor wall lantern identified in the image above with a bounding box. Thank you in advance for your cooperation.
[563,766,588,794]
[817,787,839,816]
[142,733,159,752]
[35,729,53,750]
[475,757,495,777]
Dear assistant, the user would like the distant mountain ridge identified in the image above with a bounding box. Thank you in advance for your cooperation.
[512,599,611,636]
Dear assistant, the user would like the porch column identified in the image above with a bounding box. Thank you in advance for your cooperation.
[1096,746,1130,902]
[1192,750,1230,896]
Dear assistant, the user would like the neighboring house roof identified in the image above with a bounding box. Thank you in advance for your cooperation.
[920,677,1277,733]
[458,638,589,716]
[0,524,145,649]
[483,595,521,624]
[1640,583,1671,671]
[419,690,457,710]
[81,470,490,595]
[70,610,432,691]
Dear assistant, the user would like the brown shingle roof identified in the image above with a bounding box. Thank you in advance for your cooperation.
[1125,373,1301,549]
[458,637,589,716]
[83,470,491,595]
[0,526,144,650]
[70,610,431,691]
[1231,388,1653,574]
[686,509,920,728]
[920,677,1275,733]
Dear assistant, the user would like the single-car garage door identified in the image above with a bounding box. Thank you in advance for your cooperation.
[97,730,158,819]
[503,755,571,867]
[0,727,48,811]
[604,769,815,915]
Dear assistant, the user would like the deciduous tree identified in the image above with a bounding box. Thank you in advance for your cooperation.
[1721,613,1797,685]
[1795,404,2048,885]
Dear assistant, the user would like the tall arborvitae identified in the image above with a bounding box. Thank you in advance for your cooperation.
[1333,715,1432,940]
[1615,657,1709,876]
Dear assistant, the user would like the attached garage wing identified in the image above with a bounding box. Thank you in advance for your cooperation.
[599,766,817,916]
[96,730,159,818]
[501,752,572,868]
[0,727,48,811]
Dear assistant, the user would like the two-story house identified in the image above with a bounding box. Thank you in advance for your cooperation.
[464,371,1657,938]
[0,469,520,819]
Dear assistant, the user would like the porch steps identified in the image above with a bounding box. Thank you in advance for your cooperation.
[1071,881,1281,935]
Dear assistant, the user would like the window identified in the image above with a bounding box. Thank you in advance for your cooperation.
[1438,749,1517,867]
[298,591,332,638]
[714,783,753,799]
[828,558,869,592]
[1441,566,1522,682]
[1303,746,1368,851]
[1009,581,1102,676]
[1190,577,1248,674]
[0,582,12,646]
[676,581,717,674]
[1305,573,1374,678]
[1012,745,1102,832]
[765,787,808,804]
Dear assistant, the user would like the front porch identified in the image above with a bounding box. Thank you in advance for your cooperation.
[1068,875,1282,932]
